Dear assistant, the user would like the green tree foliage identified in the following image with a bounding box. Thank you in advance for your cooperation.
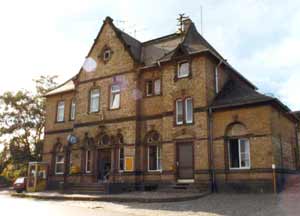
[0,75,57,180]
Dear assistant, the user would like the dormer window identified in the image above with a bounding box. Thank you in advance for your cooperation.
[177,61,190,78]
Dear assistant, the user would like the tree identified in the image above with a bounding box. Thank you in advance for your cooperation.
[0,75,58,174]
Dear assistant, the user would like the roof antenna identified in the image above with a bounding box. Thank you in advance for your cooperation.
[200,6,203,35]
[177,13,189,34]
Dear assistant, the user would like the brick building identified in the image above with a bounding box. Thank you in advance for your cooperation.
[43,16,299,193]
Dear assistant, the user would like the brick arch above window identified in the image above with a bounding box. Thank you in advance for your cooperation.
[144,130,161,146]
[225,122,248,137]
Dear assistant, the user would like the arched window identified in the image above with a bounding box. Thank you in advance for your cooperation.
[145,131,162,171]
[82,135,95,174]
[54,143,65,175]
[226,123,251,169]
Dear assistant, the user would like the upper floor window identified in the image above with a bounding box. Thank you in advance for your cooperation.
[56,101,65,122]
[89,89,100,113]
[175,97,193,125]
[229,138,250,169]
[177,61,190,78]
[70,99,76,121]
[146,79,161,96]
[110,84,121,109]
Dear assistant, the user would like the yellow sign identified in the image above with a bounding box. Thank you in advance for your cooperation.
[125,157,134,171]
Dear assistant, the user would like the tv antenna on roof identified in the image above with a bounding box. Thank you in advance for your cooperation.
[177,13,189,33]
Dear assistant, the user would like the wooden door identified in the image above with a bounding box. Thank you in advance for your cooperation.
[177,143,194,179]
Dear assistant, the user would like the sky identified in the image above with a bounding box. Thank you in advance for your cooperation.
[0,0,300,110]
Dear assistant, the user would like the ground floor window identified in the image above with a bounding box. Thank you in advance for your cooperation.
[148,146,161,171]
[229,138,250,169]
[55,154,64,174]
[85,150,92,173]
[119,147,124,171]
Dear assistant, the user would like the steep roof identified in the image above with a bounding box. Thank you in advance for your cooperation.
[211,79,294,120]
[211,80,274,109]
[45,16,259,95]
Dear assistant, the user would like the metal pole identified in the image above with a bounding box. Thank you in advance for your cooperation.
[272,164,277,193]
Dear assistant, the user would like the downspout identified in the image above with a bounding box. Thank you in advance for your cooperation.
[208,59,222,192]
[208,107,216,192]
[295,123,299,169]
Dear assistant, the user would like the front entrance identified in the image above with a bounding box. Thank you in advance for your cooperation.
[177,142,194,180]
[97,149,111,182]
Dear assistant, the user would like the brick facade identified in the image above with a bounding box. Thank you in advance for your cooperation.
[42,16,299,192]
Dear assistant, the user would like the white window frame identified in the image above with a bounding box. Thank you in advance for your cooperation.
[56,101,65,122]
[228,138,251,170]
[176,99,184,125]
[55,154,64,175]
[185,98,193,124]
[148,146,162,172]
[85,150,92,173]
[70,99,76,120]
[119,147,125,172]
[177,61,190,78]
[110,84,121,109]
[89,89,100,113]
[154,79,161,95]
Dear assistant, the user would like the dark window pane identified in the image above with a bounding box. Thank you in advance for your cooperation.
[119,148,124,171]
[149,146,157,170]
[146,81,153,96]
[229,139,239,168]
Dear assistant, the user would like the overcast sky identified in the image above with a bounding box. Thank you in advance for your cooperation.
[0,0,300,110]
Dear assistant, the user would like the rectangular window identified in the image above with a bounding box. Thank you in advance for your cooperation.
[176,99,184,125]
[177,62,189,78]
[110,84,121,109]
[55,154,64,174]
[56,101,65,122]
[90,89,100,113]
[185,98,193,124]
[70,99,76,120]
[85,150,92,173]
[119,147,124,171]
[148,146,161,171]
[229,139,250,169]
[146,79,161,96]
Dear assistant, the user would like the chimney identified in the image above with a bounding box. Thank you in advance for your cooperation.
[183,18,192,33]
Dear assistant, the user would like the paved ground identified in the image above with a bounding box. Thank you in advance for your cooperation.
[1,182,300,216]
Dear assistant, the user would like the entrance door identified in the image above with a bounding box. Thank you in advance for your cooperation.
[177,143,194,179]
[97,149,111,182]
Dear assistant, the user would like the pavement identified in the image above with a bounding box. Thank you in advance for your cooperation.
[2,184,300,216]
[10,190,210,203]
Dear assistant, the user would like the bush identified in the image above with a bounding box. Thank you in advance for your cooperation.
[1,163,27,183]
[0,175,10,186]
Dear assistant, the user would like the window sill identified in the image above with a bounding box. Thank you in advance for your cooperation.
[55,121,65,124]
[144,94,162,98]
[229,167,251,171]
[55,173,64,175]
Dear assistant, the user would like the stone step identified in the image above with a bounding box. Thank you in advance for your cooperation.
[65,190,105,195]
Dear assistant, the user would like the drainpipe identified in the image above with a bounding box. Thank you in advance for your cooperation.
[295,123,299,169]
[208,107,217,192]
